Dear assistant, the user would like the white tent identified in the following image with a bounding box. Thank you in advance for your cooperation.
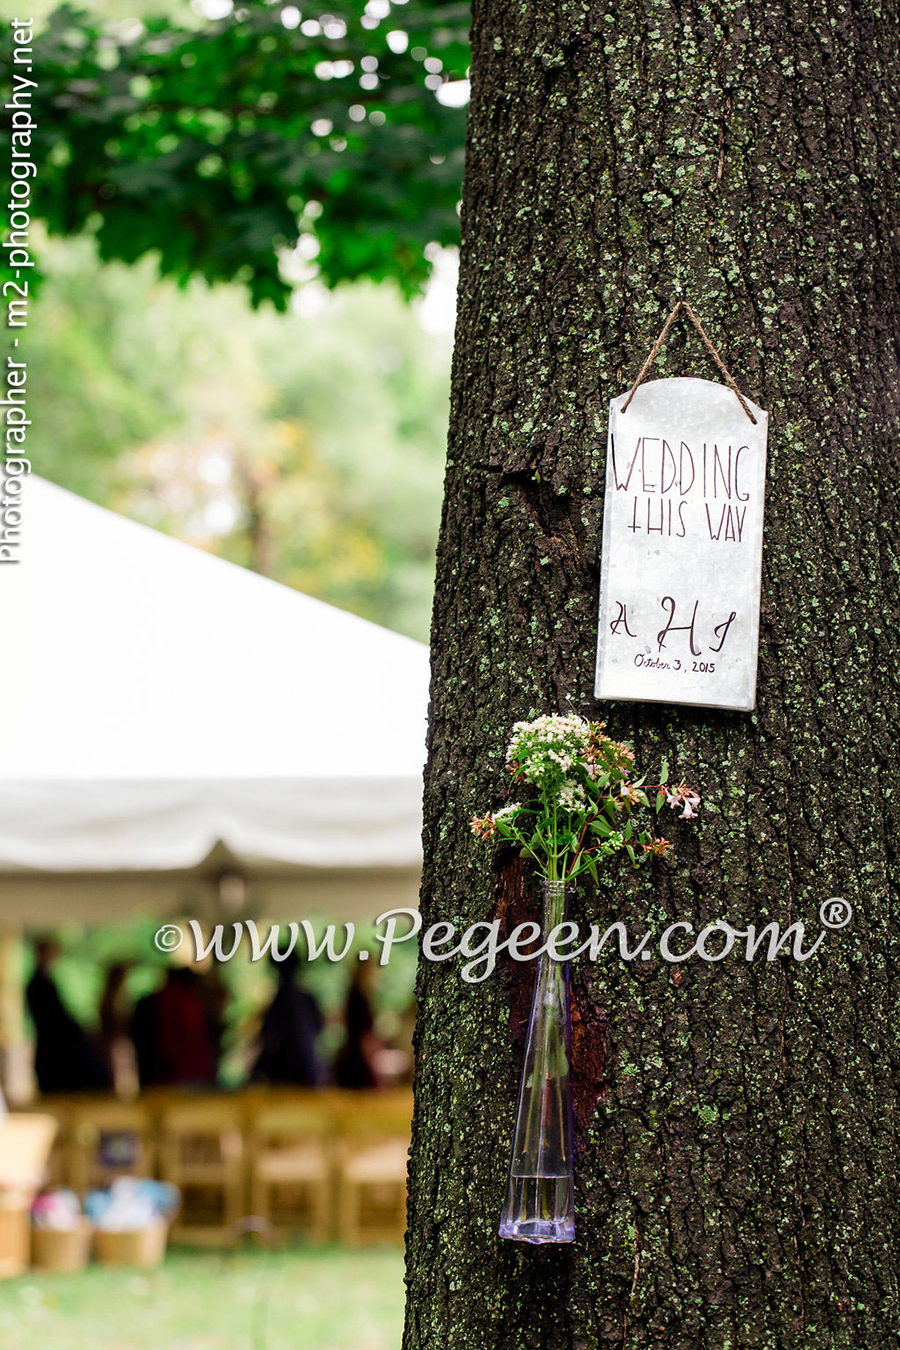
[0,478,429,924]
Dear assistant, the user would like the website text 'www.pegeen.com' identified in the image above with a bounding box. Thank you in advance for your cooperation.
[154,898,853,983]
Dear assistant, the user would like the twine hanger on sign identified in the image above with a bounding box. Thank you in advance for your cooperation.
[621,299,758,425]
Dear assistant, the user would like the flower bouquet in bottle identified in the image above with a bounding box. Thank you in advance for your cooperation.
[471,713,700,1244]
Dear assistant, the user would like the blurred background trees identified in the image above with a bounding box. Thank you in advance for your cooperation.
[27,231,454,637]
[2,0,470,640]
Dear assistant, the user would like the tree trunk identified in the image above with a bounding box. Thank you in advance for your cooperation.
[403,0,900,1346]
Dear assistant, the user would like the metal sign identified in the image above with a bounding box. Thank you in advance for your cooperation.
[594,376,768,712]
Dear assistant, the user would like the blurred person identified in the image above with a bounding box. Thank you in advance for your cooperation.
[334,960,382,1090]
[98,962,138,1096]
[132,966,217,1088]
[251,951,324,1087]
[26,938,111,1094]
[132,980,164,1088]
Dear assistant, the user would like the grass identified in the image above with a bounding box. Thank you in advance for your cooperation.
[0,1244,405,1350]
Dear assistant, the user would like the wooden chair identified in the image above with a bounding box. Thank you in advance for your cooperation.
[157,1096,245,1245]
[245,1093,334,1244]
[334,1091,412,1246]
[66,1097,154,1195]
[29,1097,72,1190]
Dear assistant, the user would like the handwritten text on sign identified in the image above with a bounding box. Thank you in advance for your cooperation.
[594,377,768,712]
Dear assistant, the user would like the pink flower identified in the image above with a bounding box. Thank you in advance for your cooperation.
[665,782,701,819]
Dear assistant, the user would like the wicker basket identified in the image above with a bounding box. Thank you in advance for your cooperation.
[31,1221,92,1273]
[92,1218,167,1268]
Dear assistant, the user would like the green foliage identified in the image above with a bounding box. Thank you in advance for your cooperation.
[472,714,700,881]
[26,233,451,639]
[1,0,469,305]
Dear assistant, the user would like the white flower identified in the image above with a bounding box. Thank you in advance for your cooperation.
[557,781,586,811]
[506,713,590,764]
[493,803,522,823]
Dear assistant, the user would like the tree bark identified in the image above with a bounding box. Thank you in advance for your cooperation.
[403,1,900,1347]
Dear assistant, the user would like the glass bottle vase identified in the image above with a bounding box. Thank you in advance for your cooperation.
[499,878,575,1244]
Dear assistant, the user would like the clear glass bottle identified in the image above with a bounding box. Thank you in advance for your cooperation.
[499,878,575,1244]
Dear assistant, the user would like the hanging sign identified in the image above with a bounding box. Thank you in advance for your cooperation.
[594,376,768,712]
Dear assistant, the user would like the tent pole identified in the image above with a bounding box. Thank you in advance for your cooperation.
[0,927,30,1106]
